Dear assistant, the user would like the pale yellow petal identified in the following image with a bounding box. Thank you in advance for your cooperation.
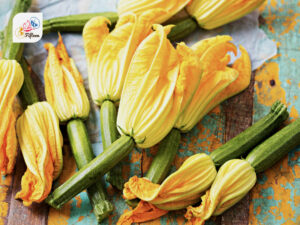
[187,0,265,30]
[118,0,191,23]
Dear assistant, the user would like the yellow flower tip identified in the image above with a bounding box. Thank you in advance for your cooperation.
[83,16,110,63]
[117,0,191,24]
[0,59,24,175]
[44,35,90,122]
[187,0,265,30]
[117,201,168,225]
[185,159,257,223]
[16,102,63,205]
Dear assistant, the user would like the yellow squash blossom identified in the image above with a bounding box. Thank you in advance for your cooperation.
[186,0,265,30]
[83,10,163,106]
[185,159,257,225]
[118,153,216,224]
[44,34,90,122]
[118,0,191,24]
[117,24,184,148]
[0,59,24,175]
[175,36,251,132]
[16,102,63,206]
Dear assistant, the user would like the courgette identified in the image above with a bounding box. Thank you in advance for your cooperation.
[19,58,39,107]
[167,17,198,42]
[210,100,289,166]
[67,119,113,222]
[246,118,300,173]
[43,12,118,34]
[2,0,31,61]
[100,100,124,190]
[46,135,134,209]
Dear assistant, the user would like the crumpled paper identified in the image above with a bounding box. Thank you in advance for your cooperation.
[0,0,277,146]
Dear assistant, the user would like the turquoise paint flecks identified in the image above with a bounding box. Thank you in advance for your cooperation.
[253,0,300,224]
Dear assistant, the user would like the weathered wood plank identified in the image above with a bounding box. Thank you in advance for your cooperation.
[217,71,255,225]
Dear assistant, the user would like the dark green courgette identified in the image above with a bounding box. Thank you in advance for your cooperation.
[100,100,124,190]
[168,17,198,42]
[2,0,32,61]
[46,135,134,209]
[19,58,39,107]
[210,100,289,166]
[43,12,118,34]
[67,119,113,222]
[246,118,300,173]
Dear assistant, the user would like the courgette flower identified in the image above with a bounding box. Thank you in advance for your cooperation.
[175,36,251,132]
[0,59,24,175]
[16,102,63,206]
[117,24,184,148]
[83,10,162,106]
[185,159,256,225]
[117,153,216,224]
[44,34,90,122]
[118,0,191,24]
[186,0,265,30]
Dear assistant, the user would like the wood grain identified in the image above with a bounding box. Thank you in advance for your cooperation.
[217,71,255,225]
[5,62,48,225]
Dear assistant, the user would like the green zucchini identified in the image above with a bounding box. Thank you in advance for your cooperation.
[43,12,118,34]
[19,58,39,107]
[246,118,300,173]
[67,119,113,222]
[210,100,289,166]
[42,13,196,42]
[126,128,181,207]
[46,135,134,209]
[145,128,181,183]
[100,100,124,190]
[2,0,31,61]
[167,17,198,42]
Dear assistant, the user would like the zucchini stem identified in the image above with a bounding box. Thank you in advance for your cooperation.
[46,135,135,209]
[67,119,113,222]
[100,100,124,190]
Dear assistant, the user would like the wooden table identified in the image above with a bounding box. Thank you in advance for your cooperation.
[1,1,299,224]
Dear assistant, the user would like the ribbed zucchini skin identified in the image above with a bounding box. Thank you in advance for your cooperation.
[43,12,118,34]
[145,128,181,184]
[210,101,289,166]
[2,0,32,61]
[246,118,300,173]
[46,135,134,209]
[67,119,113,222]
[100,100,124,190]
